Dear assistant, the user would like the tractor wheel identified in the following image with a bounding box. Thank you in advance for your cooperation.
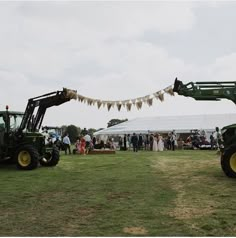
[15,145,39,170]
[40,147,60,167]
[221,146,236,178]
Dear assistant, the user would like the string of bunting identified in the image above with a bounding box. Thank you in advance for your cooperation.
[75,85,174,111]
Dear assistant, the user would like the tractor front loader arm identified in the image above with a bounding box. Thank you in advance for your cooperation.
[173,77,236,104]
[18,88,77,133]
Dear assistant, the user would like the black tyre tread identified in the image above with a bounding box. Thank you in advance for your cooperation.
[221,146,236,178]
[40,147,60,167]
[15,145,39,170]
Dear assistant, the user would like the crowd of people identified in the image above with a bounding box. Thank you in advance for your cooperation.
[182,127,223,150]
[113,128,222,152]
[58,127,222,156]
[56,131,93,155]
[58,130,178,156]
[62,132,115,155]
[117,131,177,152]
[73,132,93,155]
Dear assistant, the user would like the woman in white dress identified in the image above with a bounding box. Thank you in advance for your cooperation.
[157,134,164,151]
[152,134,158,151]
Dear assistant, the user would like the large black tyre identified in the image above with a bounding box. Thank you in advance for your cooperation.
[221,145,236,178]
[39,147,60,167]
[15,145,39,170]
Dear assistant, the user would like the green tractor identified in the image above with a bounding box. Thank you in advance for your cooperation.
[173,78,236,178]
[0,88,77,170]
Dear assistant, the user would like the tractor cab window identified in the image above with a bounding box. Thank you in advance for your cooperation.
[9,114,23,131]
[0,115,6,146]
[0,115,5,131]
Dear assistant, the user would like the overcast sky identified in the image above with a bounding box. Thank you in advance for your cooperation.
[1,1,236,129]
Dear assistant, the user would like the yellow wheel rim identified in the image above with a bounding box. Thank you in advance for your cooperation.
[18,151,31,167]
[230,152,236,172]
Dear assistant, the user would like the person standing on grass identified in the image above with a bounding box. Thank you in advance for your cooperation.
[75,136,80,154]
[149,134,154,151]
[84,132,92,154]
[138,134,143,150]
[144,134,150,150]
[92,136,96,147]
[63,133,71,155]
[124,134,127,151]
[152,134,158,152]
[80,137,86,155]
[170,131,176,151]
[157,134,164,151]
[215,126,223,151]
[131,133,138,152]
[167,132,172,150]
[127,134,131,150]
[210,132,215,150]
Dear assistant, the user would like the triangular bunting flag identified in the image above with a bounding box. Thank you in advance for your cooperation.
[164,86,174,96]
[107,103,112,111]
[158,92,164,101]
[147,98,153,106]
[97,101,102,109]
[126,103,132,111]
[136,101,143,110]
[116,103,122,111]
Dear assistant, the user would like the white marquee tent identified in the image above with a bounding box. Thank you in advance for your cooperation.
[94,114,236,136]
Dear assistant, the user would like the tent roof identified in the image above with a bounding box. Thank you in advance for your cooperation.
[94,114,236,135]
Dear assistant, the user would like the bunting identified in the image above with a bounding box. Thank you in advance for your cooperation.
[73,84,174,111]
[97,100,102,109]
[116,102,122,111]
[136,101,143,110]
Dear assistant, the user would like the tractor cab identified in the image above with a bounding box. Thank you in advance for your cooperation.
[0,108,24,159]
[0,111,24,131]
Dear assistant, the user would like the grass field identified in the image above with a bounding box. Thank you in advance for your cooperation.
[0,149,236,236]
